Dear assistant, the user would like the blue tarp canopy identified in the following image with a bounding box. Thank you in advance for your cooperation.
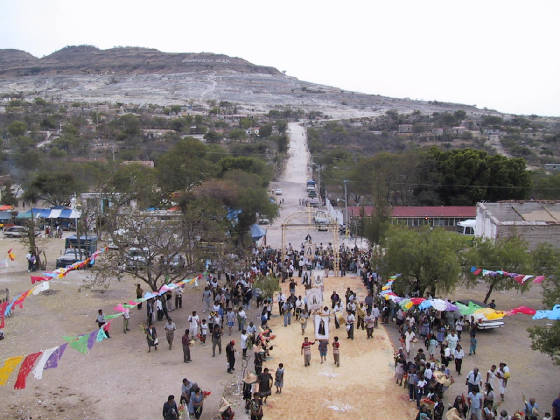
[16,208,81,219]
[250,224,267,240]
[0,211,12,220]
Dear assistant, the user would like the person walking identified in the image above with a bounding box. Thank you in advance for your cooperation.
[237,307,247,332]
[274,363,284,394]
[163,395,179,420]
[301,337,316,366]
[226,340,236,373]
[146,323,158,352]
[188,386,205,420]
[318,339,328,364]
[299,309,309,335]
[332,336,340,367]
[257,368,273,405]
[188,311,200,340]
[212,324,222,357]
[165,318,176,350]
[346,311,355,340]
[136,284,143,310]
[182,329,192,363]
[497,362,510,402]
[454,344,465,375]
[122,305,131,334]
[96,309,110,338]
[175,287,183,309]
[468,385,483,420]
[240,330,248,358]
[365,310,375,339]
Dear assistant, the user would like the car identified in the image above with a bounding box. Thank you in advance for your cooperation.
[274,188,283,196]
[452,299,505,330]
[307,190,317,198]
[125,247,149,270]
[3,226,40,238]
[258,218,271,225]
[56,248,88,268]
[317,224,328,232]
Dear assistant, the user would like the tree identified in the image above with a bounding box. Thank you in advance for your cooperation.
[381,227,467,296]
[528,243,560,365]
[1,182,17,206]
[463,237,533,303]
[156,138,216,194]
[95,201,228,292]
[7,121,27,137]
[24,170,84,206]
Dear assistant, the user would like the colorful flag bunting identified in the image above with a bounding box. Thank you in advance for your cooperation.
[32,347,57,380]
[7,248,15,262]
[14,352,42,390]
[45,344,67,369]
[31,276,49,284]
[0,356,24,386]
[63,335,89,354]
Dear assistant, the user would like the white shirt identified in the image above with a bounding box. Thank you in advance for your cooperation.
[188,315,200,328]
[424,368,433,380]
[405,331,415,343]
[238,310,247,320]
[240,333,248,349]
[346,313,355,324]
[454,348,464,359]
[467,370,482,386]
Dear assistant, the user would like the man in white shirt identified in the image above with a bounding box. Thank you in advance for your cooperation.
[346,312,356,340]
[240,330,248,358]
[497,362,510,401]
[237,307,247,332]
[188,311,200,340]
[466,367,482,393]
[404,327,416,355]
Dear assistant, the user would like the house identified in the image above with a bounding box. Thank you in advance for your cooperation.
[121,161,154,168]
[449,126,467,135]
[348,206,476,229]
[432,128,444,136]
[544,164,560,171]
[398,124,413,134]
[475,201,560,249]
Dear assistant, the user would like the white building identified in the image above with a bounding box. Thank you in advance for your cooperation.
[475,201,560,249]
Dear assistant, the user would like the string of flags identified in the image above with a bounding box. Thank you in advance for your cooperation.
[470,266,545,285]
[379,274,559,322]
[1,248,109,327]
[0,273,202,390]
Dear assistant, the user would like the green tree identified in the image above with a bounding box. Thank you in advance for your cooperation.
[528,244,560,365]
[24,170,84,206]
[7,121,27,137]
[381,227,467,296]
[156,138,216,194]
[464,237,533,303]
[1,182,18,206]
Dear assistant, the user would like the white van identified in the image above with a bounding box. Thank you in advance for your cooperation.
[457,219,475,235]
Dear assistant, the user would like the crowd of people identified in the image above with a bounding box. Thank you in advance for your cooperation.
[90,241,558,420]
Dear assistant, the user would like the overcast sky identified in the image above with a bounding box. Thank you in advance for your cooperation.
[1,0,559,116]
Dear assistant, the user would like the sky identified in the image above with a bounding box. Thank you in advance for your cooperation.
[1,0,559,116]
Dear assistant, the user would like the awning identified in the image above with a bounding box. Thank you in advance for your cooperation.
[16,208,81,219]
[250,224,267,240]
[0,205,13,211]
[0,211,12,220]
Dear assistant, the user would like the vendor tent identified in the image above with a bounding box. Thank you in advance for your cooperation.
[250,224,267,241]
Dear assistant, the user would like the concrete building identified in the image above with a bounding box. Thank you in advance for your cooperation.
[475,201,560,249]
[348,206,475,229]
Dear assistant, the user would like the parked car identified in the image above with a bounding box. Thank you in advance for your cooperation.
[452,299,505,329]
[4,226,40,238]
[274,188,283,195]
[125,247,149,270]
[56,248,88,268]
[258,218,271,225]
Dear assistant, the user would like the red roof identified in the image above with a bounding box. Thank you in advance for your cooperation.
[348,206,476,218]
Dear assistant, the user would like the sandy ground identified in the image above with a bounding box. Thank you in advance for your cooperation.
[259,275,417,420]
[0,237,253,420]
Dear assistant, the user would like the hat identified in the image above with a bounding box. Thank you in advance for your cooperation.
[231,340,236,345]
[218,398,232,414]
[243,372,258,384]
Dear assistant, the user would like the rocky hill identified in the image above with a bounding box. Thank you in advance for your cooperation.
[0,45,281,77]
[0,45,483,117]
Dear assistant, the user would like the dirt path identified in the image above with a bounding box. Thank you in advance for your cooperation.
[259,274,416,420]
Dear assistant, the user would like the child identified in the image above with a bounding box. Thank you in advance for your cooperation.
[332,336,340,367]
[200,319,208,344]
[274,363,284,394]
